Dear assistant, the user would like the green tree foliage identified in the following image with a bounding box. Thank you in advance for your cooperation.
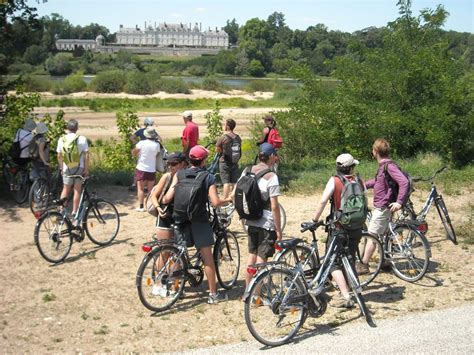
[53,72,87,94]
[214,49,237,75]
[248,59,265,77]
[125,71,153,95]
[238,18,271,73]
[45,54,73,75]
[204,101,224,153]
[223,18,239,46]
[40,110,67,166]
[90,70,126,93]
[23,44,48,65]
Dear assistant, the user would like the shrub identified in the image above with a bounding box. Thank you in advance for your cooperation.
[125,71,153,95]
[7,62,34,74]
[248,59,265,77]
[23,76,53,92]
[63,72,87,93]
[201,76,221,91]
[154,78,190,94]
[23,45,48,66]
[90,70,126,93]
[45,54,73,76]
[187,65,207,76]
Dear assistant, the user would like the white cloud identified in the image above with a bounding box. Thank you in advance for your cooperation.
[170,13,183,19]
[195,7,206,13]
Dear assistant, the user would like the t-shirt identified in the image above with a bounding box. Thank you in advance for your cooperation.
[243,166,281,231]
[14,129,34,158]
[216,132,237,163]
[56,133,89,171]
[181,121,199,150]
[33,135,49,162]
[136,139,161,172]
[321,175,366,212]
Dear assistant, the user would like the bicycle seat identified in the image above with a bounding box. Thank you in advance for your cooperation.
[276,238,304,250]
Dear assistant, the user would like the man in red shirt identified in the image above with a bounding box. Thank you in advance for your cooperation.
[181,111,199,156]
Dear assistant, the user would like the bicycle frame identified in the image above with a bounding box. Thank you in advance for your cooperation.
[413,184,439,221]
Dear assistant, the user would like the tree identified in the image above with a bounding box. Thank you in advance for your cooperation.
[45,53,72,75]
[223,18,239,46]
[23,44,48,65]
[248,59,265,77]
[214,49,236,74]
[234,49,250,75]
[238,18,271,71]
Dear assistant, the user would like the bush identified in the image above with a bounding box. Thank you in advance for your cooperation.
[23,45,48,66]
[45,54,73,76]
[154,78,190,94]
[248,59,265,77]
[7,62,34,74]
[201,76,221,91]
[23,76,53,92]
[125,71,153,95]
[187,65,207,76]
[90,70,126,93]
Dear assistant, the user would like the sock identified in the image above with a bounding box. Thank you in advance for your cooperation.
[140,203,143,209]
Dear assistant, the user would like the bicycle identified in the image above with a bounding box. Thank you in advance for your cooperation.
[33,175,120,263]
[28,166,63,217]
[393,166,457,245]
[136,205,241,312]
[243,220,375,347]
[2,155,31,204]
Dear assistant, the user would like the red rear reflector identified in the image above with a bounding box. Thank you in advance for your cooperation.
[142,245,152,253]
[34,211,43,219]
[247,266,257,276]
[417,222,428,233]
[10,167,17,174]
[274,243,282,251]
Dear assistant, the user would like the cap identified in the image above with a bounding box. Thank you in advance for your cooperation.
[23,119,37,131]
[144,117,154,126]
[144,126,158,139]
[182,111,193,118]
[35,122,48,134]
[259,142,277,156]
[189,145,209,160]
[336,153,359,167]
[165,152,186,163]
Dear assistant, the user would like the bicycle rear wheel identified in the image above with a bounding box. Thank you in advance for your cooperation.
[357,234,383,287]
[435,196,457,245]
[29,178,50,215]
[387,226,430,282]
[244,267,307,346]
[274,244,319,279]
[12,170,29,204]
[214,231,240,290]
[85,199,120,246]
[34,211,73,263]
[136,245,186,312]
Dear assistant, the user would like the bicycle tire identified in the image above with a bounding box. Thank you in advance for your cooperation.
[34,211,73,263]
[435,196,457,245]
[342,256,376,327]
[29,178,50,215]
[387,225,430,282]
[244,267,307,346]
[85,199,120,246]
[136,245,186,312]
[12,170,29,204]
[214,231,240,290]
[274,244,319,279]
[241,203,287,234]
[357,234,383,287]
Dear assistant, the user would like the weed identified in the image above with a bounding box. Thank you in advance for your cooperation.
[53,337,63,343]
[86,252,96,260]
[424,299,435,308]
[81,312,89,320]
[195,305,205,314]
[94,325,109,335]
[92,315,101,321]
[42,293,56,302]
[119,323,129,327]
[132,324,143,334]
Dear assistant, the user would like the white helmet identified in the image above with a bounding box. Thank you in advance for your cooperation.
[144,117,154,126]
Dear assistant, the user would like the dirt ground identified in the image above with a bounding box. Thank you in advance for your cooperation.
[0,185,472,353]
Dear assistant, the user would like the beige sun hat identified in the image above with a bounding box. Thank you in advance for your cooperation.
[35,122,49,135]
[144,126,158,139]
[23,118,37,131]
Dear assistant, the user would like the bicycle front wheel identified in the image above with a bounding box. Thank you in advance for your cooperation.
[435,196,457,245]
[136,245,186,312]
[244,267,307,346]
[85,199,120,246]
[29,178,50,215]
[12,170,29,204]
[387,226,430,282]
[34,211,73,263]
[357,234,383,287]
[214,231,240,290]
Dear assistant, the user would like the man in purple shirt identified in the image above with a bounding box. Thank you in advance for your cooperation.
[357,138,409,274]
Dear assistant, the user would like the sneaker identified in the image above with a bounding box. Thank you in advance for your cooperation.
[152,284,168,297]
[135,207,145,212]
[207,292,228,304]
[332,295,355,309]
[356,262,370,275]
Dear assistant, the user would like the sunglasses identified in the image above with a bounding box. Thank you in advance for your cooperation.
[167,161,180,167]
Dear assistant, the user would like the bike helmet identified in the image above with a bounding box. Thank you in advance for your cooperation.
[144,117,154,127]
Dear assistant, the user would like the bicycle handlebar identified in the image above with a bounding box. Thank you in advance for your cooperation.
[412,166,447,183]
[300,220,325,233]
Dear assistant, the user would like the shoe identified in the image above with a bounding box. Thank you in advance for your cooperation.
[356,262,370,275]
[332,295,355,309]
[207,292,228,304]
[152,284,168,297]
[135,207,145,212]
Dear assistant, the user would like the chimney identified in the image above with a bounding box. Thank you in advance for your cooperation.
[145,21,147,30]
[119,24,123,29]
[155,21,156,29]
[200,22,202,31]
[215,27,218,32]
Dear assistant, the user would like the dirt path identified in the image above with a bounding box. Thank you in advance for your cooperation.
[0,187,472,352]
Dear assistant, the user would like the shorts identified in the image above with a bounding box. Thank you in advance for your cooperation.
[368,207,392,236]
[156,213,173,230]
[174,222,214,249]
[247,226,277,259]
[135,169,156,182]
[63,167,84,185]
[219,161,239,184]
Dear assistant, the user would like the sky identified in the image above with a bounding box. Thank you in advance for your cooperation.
[29,0,473,34]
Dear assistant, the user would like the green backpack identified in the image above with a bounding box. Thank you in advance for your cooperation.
[336,174,368,230]
[61,134,81,168]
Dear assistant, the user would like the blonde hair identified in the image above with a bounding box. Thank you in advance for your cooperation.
[373,138,390,158]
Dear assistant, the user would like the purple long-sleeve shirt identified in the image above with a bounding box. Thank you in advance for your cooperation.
[365,159,409,208]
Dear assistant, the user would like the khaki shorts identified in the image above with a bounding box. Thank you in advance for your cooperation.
[368,207,392,236]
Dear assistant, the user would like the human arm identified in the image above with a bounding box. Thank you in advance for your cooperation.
[38,142,49,166]
[161,173,178,205]
[270,196,282,240]
[257,127,270,145]
[313,178,334,222]
[151,174,169,209]
[208,184,232,207]
[129,133,138,145]
[83,151,90,176]
[365,178,375,190]
[387,163,409,212]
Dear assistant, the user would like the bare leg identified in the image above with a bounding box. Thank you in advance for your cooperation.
[362,237,377,265]
[331,269,351,298]
[72,180,82,214]
[137,180,145,206]
[245,253,266,288]
[200,246,217,294]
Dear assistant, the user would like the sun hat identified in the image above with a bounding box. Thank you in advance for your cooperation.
[35,122,48,135]
[144,117,154,126]
[259,142,277,156]
[66,119,78,131]
[189,145,209,160]
[182,111,193,119]
[336,153,359,167]
[144,127,158,139]
[23,119,37,131]
[165,152,186,164]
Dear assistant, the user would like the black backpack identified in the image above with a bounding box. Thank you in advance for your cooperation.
[223,134,242,164]
[172,168,210,223]
[235,167,272,220]
[9,131,31,159]
[382,162,413,206]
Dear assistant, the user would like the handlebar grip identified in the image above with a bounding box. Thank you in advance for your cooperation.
[300,220,323,233]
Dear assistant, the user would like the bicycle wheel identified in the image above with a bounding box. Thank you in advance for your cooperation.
[34,211,73,263]
[214,231,240,290]
[136,245,186,312]
[12,170,29,204]
[29,178,50,215]
[244,267,307,346]
[342,256,375,327]
[357,234,383,287]
[435,196,457,245]
[387,226,430,282]
[274,244,319,279]
[85,199,120,246]
[241,203,287,233]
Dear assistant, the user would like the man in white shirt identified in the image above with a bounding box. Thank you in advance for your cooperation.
[56,119,89,217]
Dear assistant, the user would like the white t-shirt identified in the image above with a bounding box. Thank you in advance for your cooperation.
[243,167,281,231]
[14,129,34,158]
[136,139,160,173]
[56,133,89,171]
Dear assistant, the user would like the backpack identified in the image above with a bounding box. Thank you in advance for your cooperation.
[234,167,272,220]
[155,142,168,173]
[172,169,210,223]
[266,128,283,149]
[9,131,31,159]
[61,134,81,168]
[383,162,413,206]
[223,134,242,164]
[335,174,368,230]
[145,174,172,217]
